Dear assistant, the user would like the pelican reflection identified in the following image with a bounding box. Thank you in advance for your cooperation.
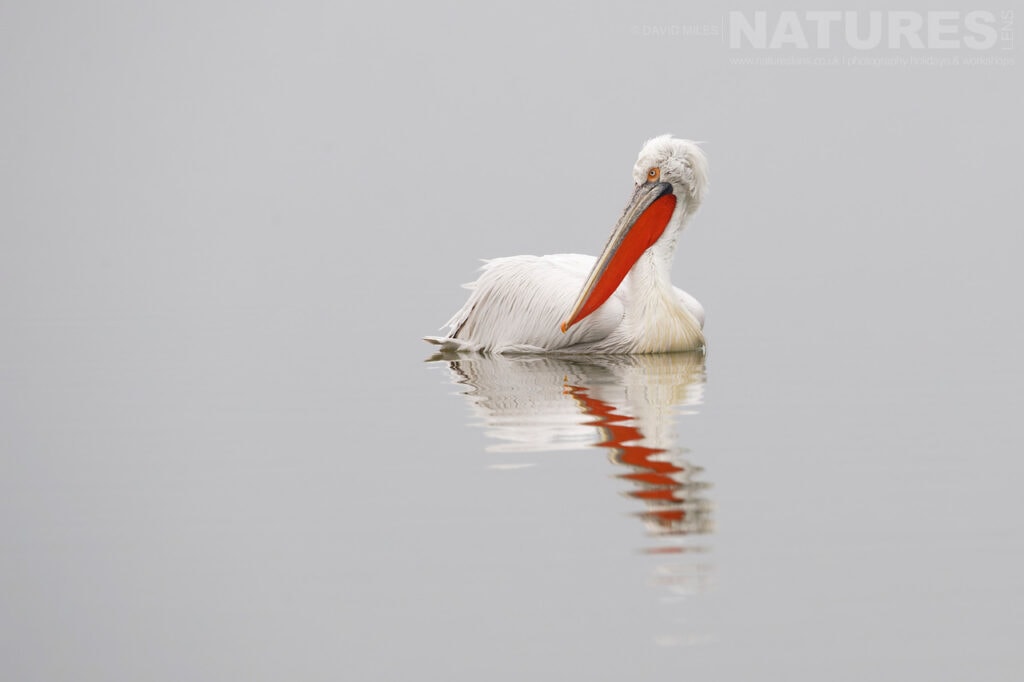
[431,351,713,544]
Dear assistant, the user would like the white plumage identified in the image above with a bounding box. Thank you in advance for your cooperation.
[426,135,709,354]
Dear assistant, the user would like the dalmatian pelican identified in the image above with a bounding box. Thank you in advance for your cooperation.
[426,135,709,354]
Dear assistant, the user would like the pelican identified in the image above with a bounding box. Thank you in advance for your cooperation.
[425,135,709,354]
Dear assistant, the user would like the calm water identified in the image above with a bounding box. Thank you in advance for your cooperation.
[429,351,712,541]
[1,303,1020,680]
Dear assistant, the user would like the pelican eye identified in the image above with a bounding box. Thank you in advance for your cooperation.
[647,167,660,182]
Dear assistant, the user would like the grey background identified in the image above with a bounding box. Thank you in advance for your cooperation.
[1,2,1021,680]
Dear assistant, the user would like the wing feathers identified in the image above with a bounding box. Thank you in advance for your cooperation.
[436,255,621,353]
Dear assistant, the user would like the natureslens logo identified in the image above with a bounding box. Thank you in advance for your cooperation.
[728,10,1014,50]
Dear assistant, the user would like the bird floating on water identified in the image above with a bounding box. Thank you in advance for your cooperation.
[425,135,709,354]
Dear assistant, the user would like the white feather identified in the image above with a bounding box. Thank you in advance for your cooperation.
[425,254,623,353]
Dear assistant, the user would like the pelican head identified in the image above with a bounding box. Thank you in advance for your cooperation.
[631,135,709,209]
[561,135,709,333]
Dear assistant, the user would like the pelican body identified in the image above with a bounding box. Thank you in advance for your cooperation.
[426,135,709,354]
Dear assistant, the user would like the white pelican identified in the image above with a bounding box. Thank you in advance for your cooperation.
[425,135,709,354]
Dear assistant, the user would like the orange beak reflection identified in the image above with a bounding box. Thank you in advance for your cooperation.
[561,182,676,333]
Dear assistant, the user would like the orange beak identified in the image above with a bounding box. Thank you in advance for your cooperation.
[560,182,676,333]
